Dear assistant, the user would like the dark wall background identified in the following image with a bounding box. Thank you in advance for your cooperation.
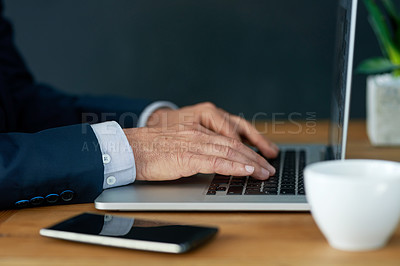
[3,0,380,119]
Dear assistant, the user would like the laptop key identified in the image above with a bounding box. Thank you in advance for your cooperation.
[246,185,262,190]
[209,185,217,190]
[263,187,278,193]
[245,190,264,195]
[227,186,243,195]
[212,180,229,185]
[244,192,262,195]
[231,182,245,186]
[214,174,230,179]
[227,191,242,195]
[232,176,246,181]
[245,187,262,192]
[247,182,262,186]
[280,189,295,195]
[207,150,309,196]
[281,185,295,189]
[283,179,294,184]
[245,187,261,192]
[264,183,278,188]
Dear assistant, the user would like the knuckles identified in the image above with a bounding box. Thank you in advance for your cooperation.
[224,146,235,159]
[178,152,200,176]
[198,102,216,110]
[228,138,242,149]
[209,156,227,172]
[188,128,204,136]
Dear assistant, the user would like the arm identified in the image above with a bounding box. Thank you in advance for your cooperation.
[0,1,279,207]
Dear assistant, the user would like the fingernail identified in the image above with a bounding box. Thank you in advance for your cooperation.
[245,165,255,173]
[272,143,279,151]
[268,166,276,175]
[261,168,270,178]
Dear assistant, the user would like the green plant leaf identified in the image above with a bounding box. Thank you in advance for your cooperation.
[364,0,400,64]
[356,57,400,74]
[382,0,400,47]
[382,0,400,23]
[395,27,400,51]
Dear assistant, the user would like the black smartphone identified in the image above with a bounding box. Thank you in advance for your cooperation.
[40,213,218,253]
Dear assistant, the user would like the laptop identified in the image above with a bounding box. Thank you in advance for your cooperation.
[95,0,358,211]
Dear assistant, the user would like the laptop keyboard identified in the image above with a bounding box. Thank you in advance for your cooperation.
[206,150,306,196]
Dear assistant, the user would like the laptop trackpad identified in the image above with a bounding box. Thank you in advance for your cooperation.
[96,174,212,204]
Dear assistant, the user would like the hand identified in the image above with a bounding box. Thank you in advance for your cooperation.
[146,102,279,159]
[123,123,276,181]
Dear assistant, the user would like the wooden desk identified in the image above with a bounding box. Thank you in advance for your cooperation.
[1,120,399,266]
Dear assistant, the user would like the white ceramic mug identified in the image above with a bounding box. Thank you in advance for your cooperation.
[304,159,400,251]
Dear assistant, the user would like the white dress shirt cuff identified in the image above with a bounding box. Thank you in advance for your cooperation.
[100,215,134,236]
[137,101,178,127]
[90,121,136,189]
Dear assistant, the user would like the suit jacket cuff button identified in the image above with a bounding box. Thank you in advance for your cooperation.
[60,190,74,202]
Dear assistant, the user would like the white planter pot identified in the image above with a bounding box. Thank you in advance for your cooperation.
[367,74,400,146]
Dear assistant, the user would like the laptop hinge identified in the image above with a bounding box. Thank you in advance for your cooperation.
[324,146,334,161]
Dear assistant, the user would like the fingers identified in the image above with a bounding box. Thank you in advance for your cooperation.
[195,102,279,159]
[193,143,271,179]
[150,122,218,137]
[230,115,279,158]
[167,123,273,179]
[178,122,219,136]
[129,120,277,181]
[197,104,241,140]
[199,134,276,176]
[167,113,276,178]
[186,153,256,177]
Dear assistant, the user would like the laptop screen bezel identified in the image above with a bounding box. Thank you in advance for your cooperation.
[329,0,358,160]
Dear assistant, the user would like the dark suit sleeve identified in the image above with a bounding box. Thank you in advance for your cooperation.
[10,83,153,132]
[0,2,152,209]
[0,124,104,209]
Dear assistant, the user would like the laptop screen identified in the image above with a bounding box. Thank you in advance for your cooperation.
[329,0,357,160]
